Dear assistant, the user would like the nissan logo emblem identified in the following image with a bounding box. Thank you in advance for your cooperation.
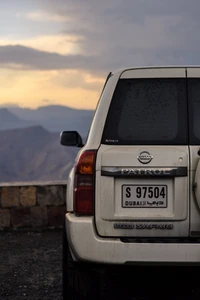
[137,151,153,164]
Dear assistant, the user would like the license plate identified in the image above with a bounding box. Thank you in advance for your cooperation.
[122,185,167,208]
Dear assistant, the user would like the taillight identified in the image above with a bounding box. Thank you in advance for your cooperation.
[74,150,96,215]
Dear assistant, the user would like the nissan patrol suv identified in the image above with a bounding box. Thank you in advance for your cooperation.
[61,66,200,299]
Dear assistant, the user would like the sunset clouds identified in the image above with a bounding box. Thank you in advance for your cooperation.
[0,0,200,109]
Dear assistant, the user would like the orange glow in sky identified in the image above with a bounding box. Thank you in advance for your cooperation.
[0,3,105,109]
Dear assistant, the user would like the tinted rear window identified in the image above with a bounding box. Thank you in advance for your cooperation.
[188,79,200,144]
[102,78,188,145]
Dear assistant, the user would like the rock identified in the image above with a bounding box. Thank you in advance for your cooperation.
[47,206,66,227]
[31,207,47,227]
[11,207,31,228]
[1,187,19,208]
[37,186,65,207]
[0,209,10,228]
[20,187,36,207]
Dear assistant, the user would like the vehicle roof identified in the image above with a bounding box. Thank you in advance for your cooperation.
[111,65,200,75]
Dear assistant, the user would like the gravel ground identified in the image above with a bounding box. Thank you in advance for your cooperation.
[0,230,62,300]
[1,230,200,300]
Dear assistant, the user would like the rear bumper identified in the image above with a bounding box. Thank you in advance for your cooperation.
[65,213,200,265]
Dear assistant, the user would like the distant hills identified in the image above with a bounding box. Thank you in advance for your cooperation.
[8,105,94,137]
[0,108,36,130]
[0,105,94,182]
[0,125,79,182]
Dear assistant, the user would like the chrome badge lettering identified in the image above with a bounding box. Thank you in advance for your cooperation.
[114,223,173,230]
[114,223,134,229]
[121,169,171,176]
[135,224,174,230]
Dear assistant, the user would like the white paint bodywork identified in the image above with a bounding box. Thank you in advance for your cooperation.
[187,68,200,236]
[95,145,189,237]
[65,66,200,264]
[66,213,200,264]
[194,165,200,211]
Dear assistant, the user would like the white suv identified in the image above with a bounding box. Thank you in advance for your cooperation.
[61,66,200,299]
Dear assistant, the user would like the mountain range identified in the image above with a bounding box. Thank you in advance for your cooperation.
[0,125,79,182]
[0,105,94,182]
[7,105,94,137]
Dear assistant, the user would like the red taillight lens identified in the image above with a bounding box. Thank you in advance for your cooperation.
[74,150,96,215]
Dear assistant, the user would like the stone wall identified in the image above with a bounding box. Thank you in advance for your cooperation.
[0,181,67,229]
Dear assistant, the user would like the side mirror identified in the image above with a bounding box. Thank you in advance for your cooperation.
[60,131,84,147]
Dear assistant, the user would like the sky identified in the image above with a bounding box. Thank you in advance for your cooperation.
[0,0,200,109]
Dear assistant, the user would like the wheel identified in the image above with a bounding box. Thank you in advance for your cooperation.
[62,228,100,300]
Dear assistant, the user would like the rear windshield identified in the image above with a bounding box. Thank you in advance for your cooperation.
[102,78,188,145]
[188,79,200,144]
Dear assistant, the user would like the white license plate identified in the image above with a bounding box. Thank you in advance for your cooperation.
[122,185,167,208]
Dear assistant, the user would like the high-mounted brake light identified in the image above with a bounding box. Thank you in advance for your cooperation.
[74,150,96,215]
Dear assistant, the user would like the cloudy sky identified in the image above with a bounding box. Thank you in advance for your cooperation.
[0,0,200,109]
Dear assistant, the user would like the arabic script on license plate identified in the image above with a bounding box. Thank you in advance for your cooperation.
[122,185,167,208]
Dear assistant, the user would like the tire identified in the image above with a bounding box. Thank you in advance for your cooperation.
[62,228,100,300]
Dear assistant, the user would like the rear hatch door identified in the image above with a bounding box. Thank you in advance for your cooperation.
[95,68,189,238]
